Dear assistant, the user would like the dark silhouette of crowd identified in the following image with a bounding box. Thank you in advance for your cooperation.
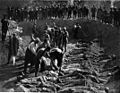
[7,3,89,21]
[6,2,120,27]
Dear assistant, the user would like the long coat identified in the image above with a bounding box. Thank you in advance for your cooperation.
[9,36,19,56]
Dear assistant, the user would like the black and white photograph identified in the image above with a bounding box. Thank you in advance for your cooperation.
[0,0,120,92]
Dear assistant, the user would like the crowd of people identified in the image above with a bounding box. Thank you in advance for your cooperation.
[1,14,22,65]
[1,1,120,77]
[6,2,120,27]
[33,22,69,51]
[22,22,69,76]
[1,14,70,76]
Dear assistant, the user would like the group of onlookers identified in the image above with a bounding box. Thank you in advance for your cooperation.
[6,2,120,27]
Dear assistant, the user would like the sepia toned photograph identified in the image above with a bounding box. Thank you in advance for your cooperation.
[0,0,120,92]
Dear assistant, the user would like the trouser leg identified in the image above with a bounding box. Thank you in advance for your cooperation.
[35,60,39,77]
[7,50,11,64]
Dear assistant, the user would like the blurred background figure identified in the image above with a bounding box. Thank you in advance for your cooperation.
[7,33,19,65]
[1,14,9,43]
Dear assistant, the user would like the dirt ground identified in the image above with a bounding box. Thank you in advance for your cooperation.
[0,19,120,92]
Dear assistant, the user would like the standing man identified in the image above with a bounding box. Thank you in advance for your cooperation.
[1,15,9,43]
[91,5,96,20]
[31,22,38,42]
[62,27,69,52]
[44,30,51,48]
[97,6,103,21]
[73,23,81,39]
[32,22,37,36]
[7,33,19,65]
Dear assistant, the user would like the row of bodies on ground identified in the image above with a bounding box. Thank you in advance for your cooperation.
[1,16,103,77]
[0,16,120,93]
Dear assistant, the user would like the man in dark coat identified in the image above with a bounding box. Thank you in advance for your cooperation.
[7,34,19,65]
[97,6,103,21]
[23,38,40,74]
[73,23,81,39]
[91,5,96,20]
[1,15,9,43]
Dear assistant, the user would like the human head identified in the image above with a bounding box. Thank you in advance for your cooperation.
[59,27,62,31]
[45,30,48,33]
[74,24,77,28]
[34,37,40,44]
[51,28,54,32]
[63,27,66,31]
[13,33,16,37]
